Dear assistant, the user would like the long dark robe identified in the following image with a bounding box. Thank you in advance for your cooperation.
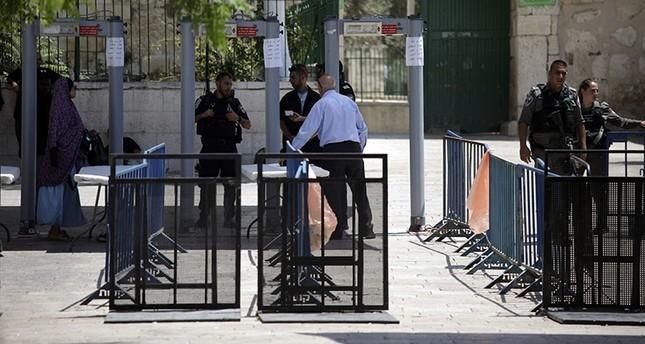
[37,78,85,187]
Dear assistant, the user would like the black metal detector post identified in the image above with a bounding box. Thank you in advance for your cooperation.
[19,17,124,230]
[323,16,426,232]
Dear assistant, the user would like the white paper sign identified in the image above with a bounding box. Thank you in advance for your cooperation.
[406,36,424,67]
[263,38,282,69]
[106,37,124,67]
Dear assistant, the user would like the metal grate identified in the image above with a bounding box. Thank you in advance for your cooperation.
[544,152,645,309]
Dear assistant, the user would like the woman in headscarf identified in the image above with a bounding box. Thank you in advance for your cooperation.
[37,77,87,240]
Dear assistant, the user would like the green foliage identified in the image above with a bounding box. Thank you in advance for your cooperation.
[164,0,252,51]
[0,0,80,31]
[0,33,21,77]
[286,15,316,66]
[194,36,262,82]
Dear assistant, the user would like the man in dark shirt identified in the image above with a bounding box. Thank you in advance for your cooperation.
[279,64,321,153]
[194,71,251,229]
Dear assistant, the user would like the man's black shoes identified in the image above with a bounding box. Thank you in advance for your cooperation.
[361,223,376,239]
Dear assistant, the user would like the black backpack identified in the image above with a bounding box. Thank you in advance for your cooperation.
[81,129,109,166]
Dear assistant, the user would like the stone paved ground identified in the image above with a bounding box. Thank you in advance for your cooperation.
[1,135,644,344]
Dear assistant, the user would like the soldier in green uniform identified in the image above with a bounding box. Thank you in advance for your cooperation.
[578,78,645,234]
[578,78,645,174]
[518,60,587,174]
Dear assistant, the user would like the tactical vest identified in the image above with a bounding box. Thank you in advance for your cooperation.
[529,85,579,149]
[582,101,608,148]
[530,86,577,134]
[196,93,242,143]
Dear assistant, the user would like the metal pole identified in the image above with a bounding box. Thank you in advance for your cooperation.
[408,17,425,231]
[108,17,124,154]
[265,16,281,154]
[74,0,81,81]
[407,0,416,16]
[323,17,340,91]
[20,18,38,230]
[180,18,195,226]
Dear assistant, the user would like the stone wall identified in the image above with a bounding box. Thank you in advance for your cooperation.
[558,0,645,116]
[509,0,645,134]
[0,82,408,169]
[0,82,289,168]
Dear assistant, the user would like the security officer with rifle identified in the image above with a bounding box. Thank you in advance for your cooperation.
[518,60,587,175]
[195,71,251,229]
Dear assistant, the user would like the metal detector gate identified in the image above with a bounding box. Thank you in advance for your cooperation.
[108,153,241,315]
[18,17,124,230]
[256,151,389,313]
[178,16,282,227]
[324,16,426,231]
[543,150,645,310]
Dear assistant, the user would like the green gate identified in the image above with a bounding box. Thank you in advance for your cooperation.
[286,0,342,66]
[422,0,510,133]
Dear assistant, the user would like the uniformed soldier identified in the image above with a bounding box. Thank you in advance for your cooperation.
[578,78,645,234]
[518,60,587,175]
[578,78,645,159]
[195,71,251,228]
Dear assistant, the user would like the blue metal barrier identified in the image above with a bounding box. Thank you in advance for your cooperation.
[144,143,165,237]
[464,154,516,275]
[516,164,545,271]
[425,131,488,242]
[108,162,148,281]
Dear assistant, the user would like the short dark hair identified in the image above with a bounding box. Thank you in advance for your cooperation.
[549,59,568,71]
[288,64,308,77]
[215,71,233,81]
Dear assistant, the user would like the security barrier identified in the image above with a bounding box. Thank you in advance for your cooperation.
[108,153,241,312]
[543,150,645,310]
[256,152,388,313]
[426,131,488,243]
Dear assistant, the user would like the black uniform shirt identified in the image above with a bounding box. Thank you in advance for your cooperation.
[279,86,320,137]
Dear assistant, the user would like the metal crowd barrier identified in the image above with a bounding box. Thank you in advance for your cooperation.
[107,162,148,283]
[108,153,241,312]
[256,151,388,313]
[470,159,550,299]
[465,154,518,275]
[543,150,645,310]
[425,130,488,243]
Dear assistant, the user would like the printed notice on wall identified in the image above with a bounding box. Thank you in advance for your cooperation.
[263,38,282,68]
[405,36,424,67]
[106,37,124,67]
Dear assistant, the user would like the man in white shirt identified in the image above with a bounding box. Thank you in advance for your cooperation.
[292,74,375,240]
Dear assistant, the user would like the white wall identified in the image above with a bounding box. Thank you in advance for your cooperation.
[1,81,406,169]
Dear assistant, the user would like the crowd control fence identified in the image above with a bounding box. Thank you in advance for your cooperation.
[543,150,645,310]
[255,151,388,313]
[463,154,549,301]
[425,131,488,244]
[108,153,241,312]
[430,131,645,312]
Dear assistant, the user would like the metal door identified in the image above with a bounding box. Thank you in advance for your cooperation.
[421,0,510,133]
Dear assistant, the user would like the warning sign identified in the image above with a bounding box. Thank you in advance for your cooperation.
[381,24,399,36]
[236,26,258,37]
[79,25,99,36]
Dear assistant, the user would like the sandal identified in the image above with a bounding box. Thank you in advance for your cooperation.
[48,228,70,241]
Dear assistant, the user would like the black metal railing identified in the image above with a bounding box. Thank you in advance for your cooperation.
[108,153,241,312]
[256,152,388,312]
[543,150,645,310]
